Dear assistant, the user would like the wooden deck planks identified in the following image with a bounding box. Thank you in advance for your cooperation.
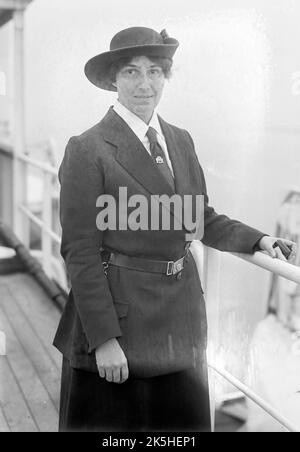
[1,273,62,369]
[0,284,61,411]
[0,356,38,432]
[0,298,58,432]
[0,273,63,431]
[0,404,10,432]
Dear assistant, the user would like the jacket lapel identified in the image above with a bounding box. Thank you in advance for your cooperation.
[102,108,175,197]
[159,116,201,234]
[158,116,193,197]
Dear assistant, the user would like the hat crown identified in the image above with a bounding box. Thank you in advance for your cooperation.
[110,27,164,51]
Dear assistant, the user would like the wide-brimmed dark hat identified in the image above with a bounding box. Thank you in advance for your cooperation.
[84,26,179,91]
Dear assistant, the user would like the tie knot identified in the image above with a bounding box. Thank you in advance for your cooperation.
[146,127,158,144]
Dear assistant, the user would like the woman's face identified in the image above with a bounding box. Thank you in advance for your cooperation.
[113,55,166,124]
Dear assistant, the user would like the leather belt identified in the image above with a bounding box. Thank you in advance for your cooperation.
[102,250,190,276]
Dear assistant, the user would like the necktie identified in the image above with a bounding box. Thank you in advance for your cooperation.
[146,127,175,191]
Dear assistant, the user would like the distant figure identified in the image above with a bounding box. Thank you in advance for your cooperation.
[53,26,296,432]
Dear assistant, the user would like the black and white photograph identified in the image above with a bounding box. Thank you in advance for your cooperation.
[0,0,300,435]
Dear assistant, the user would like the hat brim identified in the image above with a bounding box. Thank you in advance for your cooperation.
[84,42,179,91]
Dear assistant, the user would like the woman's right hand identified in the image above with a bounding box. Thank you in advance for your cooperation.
[95,338,129,383]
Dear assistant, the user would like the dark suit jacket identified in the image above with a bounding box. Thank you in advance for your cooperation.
[53,107,265,373]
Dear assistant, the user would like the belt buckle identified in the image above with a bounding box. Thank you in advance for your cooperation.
[166,261,174,276]
[167,257,185,276]
[173,257,184,275]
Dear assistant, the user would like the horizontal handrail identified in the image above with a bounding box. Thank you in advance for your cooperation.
[192,241,300,285]
[17,153,58,176]
[18,203,61,245]
[231,250,300,285]
[208,362,299,432]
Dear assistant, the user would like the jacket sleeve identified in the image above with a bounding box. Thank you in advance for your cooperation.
[59,136,122,352]
[185,131,267,253]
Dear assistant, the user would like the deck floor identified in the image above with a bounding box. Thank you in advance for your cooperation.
[0,273,62,432]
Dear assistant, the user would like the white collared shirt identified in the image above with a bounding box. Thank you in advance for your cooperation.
[113,100,174,175]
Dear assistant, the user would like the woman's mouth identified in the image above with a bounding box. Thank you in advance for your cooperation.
[134,95,154,99]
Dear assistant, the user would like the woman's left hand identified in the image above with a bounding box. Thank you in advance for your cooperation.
[258,236,297,262]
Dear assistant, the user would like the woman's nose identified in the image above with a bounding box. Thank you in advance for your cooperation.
[136,72,152,88]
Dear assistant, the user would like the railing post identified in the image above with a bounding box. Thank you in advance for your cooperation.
[203,246,222,432]
[191,241,222,431]
[42,171,53,277]
[12,7,29,246]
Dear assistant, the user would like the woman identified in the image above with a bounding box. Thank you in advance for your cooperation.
[53,26,295,432]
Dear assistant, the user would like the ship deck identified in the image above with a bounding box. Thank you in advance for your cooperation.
[0,273,61,432]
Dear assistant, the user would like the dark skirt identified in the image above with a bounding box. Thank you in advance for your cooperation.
[59,356,211,432]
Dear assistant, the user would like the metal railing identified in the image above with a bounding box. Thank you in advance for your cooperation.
[192,240,300,432]
[209,363,299,432]
[231,250,300,285]
[12,151,300,432]
[13,151,63,285]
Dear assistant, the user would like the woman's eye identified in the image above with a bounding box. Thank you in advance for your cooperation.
[149,68,162,77]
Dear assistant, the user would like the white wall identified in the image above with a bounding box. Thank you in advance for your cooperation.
[21,0,300,376]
